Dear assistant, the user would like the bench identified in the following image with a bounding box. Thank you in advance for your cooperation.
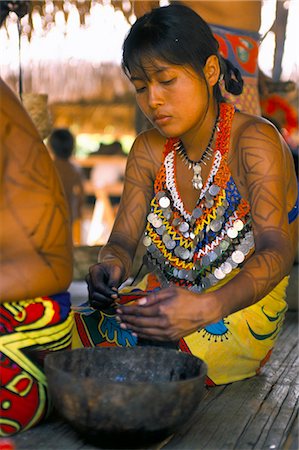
[10,308,298,450]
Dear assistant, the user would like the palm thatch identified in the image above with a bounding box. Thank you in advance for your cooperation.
[0,1,139,104]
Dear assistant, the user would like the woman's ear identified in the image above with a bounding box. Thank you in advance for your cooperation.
[203,55,221,87]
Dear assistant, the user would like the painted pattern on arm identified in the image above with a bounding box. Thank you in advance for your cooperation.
[0,85,73,300]
[100,131,163,270]
[223,120,294,311]
[239,122,287,229]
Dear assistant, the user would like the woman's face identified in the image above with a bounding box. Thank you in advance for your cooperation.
[130,58,212,139]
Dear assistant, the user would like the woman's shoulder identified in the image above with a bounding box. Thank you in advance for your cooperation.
[233,110,277,132]
[124,128,166,180]
[230,109,295,174]
[134,127,166,147]
[130,127,166,165]
[231,110,282,149]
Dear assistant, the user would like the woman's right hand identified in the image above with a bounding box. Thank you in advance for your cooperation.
[86,262,124,310]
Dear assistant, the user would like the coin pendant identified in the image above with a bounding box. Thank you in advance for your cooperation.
[209,251,218,262]
[221,261,232,274]
[209,184,220,196]
[179,221,189,233]
[165,239,176,250]
[210,219,222,232]
[216,205,225,216]
[147,212,156,223]
[233,219,244,231]
[232,250,245,264]
[172,218,181,227]
[152,217,163,228]
[159,196,171,209]
[227,227,238,239]
[143,235,152,247]
[214,268,226,280]
[192,207,203,218]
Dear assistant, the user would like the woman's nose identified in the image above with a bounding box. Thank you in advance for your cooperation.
[148,85,163,109]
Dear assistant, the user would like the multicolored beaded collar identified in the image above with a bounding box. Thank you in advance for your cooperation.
[143,102,254,292]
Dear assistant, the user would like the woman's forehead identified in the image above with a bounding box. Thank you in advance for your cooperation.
[129,59,199,83]
[129,57,181,80]
[130,56,168,73]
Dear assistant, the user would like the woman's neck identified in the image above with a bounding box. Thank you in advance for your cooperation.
[180,102,219,160]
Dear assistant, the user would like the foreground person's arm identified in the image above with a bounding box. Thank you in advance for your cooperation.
[0,79,73,302]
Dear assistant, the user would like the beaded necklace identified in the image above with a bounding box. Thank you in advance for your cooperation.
[174,109,220,190]
[143,103,253,291]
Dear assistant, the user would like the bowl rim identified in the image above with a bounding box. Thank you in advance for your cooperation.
[45,346,208,386]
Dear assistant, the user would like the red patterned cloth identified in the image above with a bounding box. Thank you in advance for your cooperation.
[0,293,73,436]
[211,23,261,115]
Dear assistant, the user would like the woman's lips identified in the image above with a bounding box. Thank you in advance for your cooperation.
[153,115,171,126]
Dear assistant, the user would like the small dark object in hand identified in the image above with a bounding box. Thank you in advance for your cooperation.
[45,346,207,449]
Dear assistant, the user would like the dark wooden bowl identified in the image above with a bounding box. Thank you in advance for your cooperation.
[45,346,207,448]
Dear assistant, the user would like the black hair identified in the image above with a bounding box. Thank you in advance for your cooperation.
[49,128,75,159]
[122,3,243,102]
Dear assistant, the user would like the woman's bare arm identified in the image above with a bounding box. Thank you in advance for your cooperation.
[99,129,163,279]
[219,118,297,315]
[0,79,73,302]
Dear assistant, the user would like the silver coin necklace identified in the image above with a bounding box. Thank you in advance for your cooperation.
[174,110,220,190]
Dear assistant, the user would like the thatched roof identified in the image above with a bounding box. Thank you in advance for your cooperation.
[0,1,141,104]
[51,99,136,135]
[0,1,143,36]
[2,61,134,104]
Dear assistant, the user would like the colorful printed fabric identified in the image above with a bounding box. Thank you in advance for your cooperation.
[211,24,261,115]
[0,293,73,436]
[211,24,260,78]
[179,271,288,385]
[72,303,137,349]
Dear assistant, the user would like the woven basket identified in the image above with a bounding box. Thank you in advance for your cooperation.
[22,93,52,140]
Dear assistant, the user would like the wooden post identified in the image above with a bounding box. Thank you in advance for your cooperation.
[272,0,289,81]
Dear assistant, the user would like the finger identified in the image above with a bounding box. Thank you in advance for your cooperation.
[90,292,115,308]
[107,265,123,289]
[116,288,176,314]
[135,288,175,307]
[116,303,160,316]
[86,275,116,307]
[89,263,122,290]
[94,271,116,296]
[120,313,166,330]
[87,271,116,299]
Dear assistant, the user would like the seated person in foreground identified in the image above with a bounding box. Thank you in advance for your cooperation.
[0,79,73,436]
[74,5,298,386]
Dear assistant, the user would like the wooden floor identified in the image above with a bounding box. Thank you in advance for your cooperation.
[10,309,298,450]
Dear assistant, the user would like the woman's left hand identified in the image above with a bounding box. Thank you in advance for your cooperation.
[116,287,223,341]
